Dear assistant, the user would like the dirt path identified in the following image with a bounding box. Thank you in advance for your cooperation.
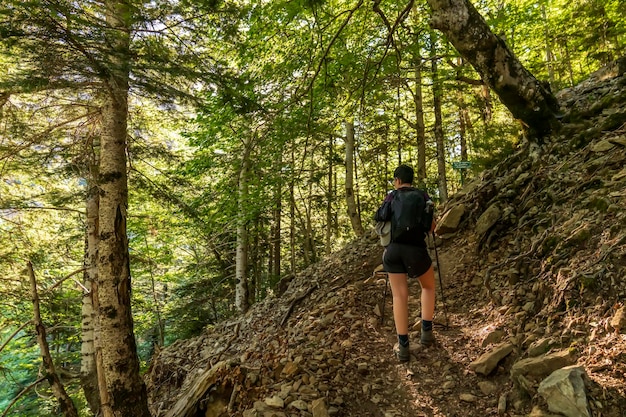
[340,240,513,417]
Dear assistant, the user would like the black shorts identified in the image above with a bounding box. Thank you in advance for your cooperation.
[383,243,432,278]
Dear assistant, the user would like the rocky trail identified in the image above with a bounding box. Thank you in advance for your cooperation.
[146,58,626,417]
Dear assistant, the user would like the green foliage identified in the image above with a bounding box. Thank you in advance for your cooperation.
[1,0,623,414]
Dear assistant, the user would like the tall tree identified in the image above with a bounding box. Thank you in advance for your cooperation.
[235,135,253,314]
[426,0,561,139]
[344,121,364,236]
[96,1,150,415]
[430,33,448,202]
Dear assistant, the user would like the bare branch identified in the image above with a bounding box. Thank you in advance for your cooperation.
[0,376,47,417]
[0,320,32,355]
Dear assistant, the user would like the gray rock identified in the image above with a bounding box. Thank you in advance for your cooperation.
[527,338,552,357]
[312,398,330,417]
[436,204,466,234]
[609,135,626,146]
[481,329,505,347]
[538,366,590,417]
[590,140,616,152]
[475,205,501,235]
[528,405,563,416]
[610,306,625,333]
[470,342,515,375]
[497,394,507,415]
[460,393,478,402]
[264,396,285,408]
[478,381,497,395]
[288,400,308,411]
[510,349,576,390]
[612,168,626,181]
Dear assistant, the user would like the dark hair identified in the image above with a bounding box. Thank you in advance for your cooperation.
[393,164,414,184]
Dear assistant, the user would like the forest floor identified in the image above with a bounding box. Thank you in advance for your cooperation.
[147,59,626,416]
[147,231,626,417]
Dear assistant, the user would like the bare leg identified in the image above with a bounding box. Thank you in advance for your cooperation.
[417,265,435,321]
[388,273,409,335]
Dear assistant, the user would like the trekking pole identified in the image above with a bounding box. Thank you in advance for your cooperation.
[380,273,389,324]
[432,232,449,328]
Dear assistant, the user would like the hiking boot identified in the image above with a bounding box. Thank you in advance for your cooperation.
[393,343,410,362]
[420,329,435,346]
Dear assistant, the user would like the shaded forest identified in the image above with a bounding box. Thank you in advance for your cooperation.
[0,0,624,416]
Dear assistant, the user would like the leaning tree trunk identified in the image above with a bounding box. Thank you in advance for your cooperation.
[344,121,365,236]
[97,1,151,416]
[426,0,561,139]
[28,263,80,417]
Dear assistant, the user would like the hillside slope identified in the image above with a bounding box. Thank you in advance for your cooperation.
[146,58,626,417]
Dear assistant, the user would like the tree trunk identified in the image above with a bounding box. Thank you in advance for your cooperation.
[235,136,251,314]
[413,45,427,184]
[395,85,403,164]
[426,0,561,139]
[97,2,151,416]
[28,262,80,417]
[431,34,448,202]
[458,93,468,162]
[344,121,364,236]
[289,145,296,274]
[479,84,493,124]
[271,153,282,278]
[80,166,100,416]
[325,135,333,256]
[541,4,555,85]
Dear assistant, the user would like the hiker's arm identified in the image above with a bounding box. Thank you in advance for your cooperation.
[374,200,392,221]
[373,192,394,221]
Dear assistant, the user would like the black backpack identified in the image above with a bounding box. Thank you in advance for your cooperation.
[390,187,433,244]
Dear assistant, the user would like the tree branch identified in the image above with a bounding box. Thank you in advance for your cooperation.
[28,262,80,417]
[0,376,47,417]
[301,0,365,98]
[0,320,32,355]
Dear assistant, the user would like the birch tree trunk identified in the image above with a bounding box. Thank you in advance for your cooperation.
[235,136,251,314]
[430,34,448,202]
[426,0,561,139]
[344,121,364,236]
[97,2,151,416]
[80,165,100,415]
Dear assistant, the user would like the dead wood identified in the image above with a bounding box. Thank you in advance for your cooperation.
[28,262,80,417]
[280,284,318,326]
[164,360,231,417]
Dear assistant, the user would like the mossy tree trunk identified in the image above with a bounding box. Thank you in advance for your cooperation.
[426,0,561,139]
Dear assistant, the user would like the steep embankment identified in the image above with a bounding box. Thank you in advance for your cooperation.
[146,59,626,417]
